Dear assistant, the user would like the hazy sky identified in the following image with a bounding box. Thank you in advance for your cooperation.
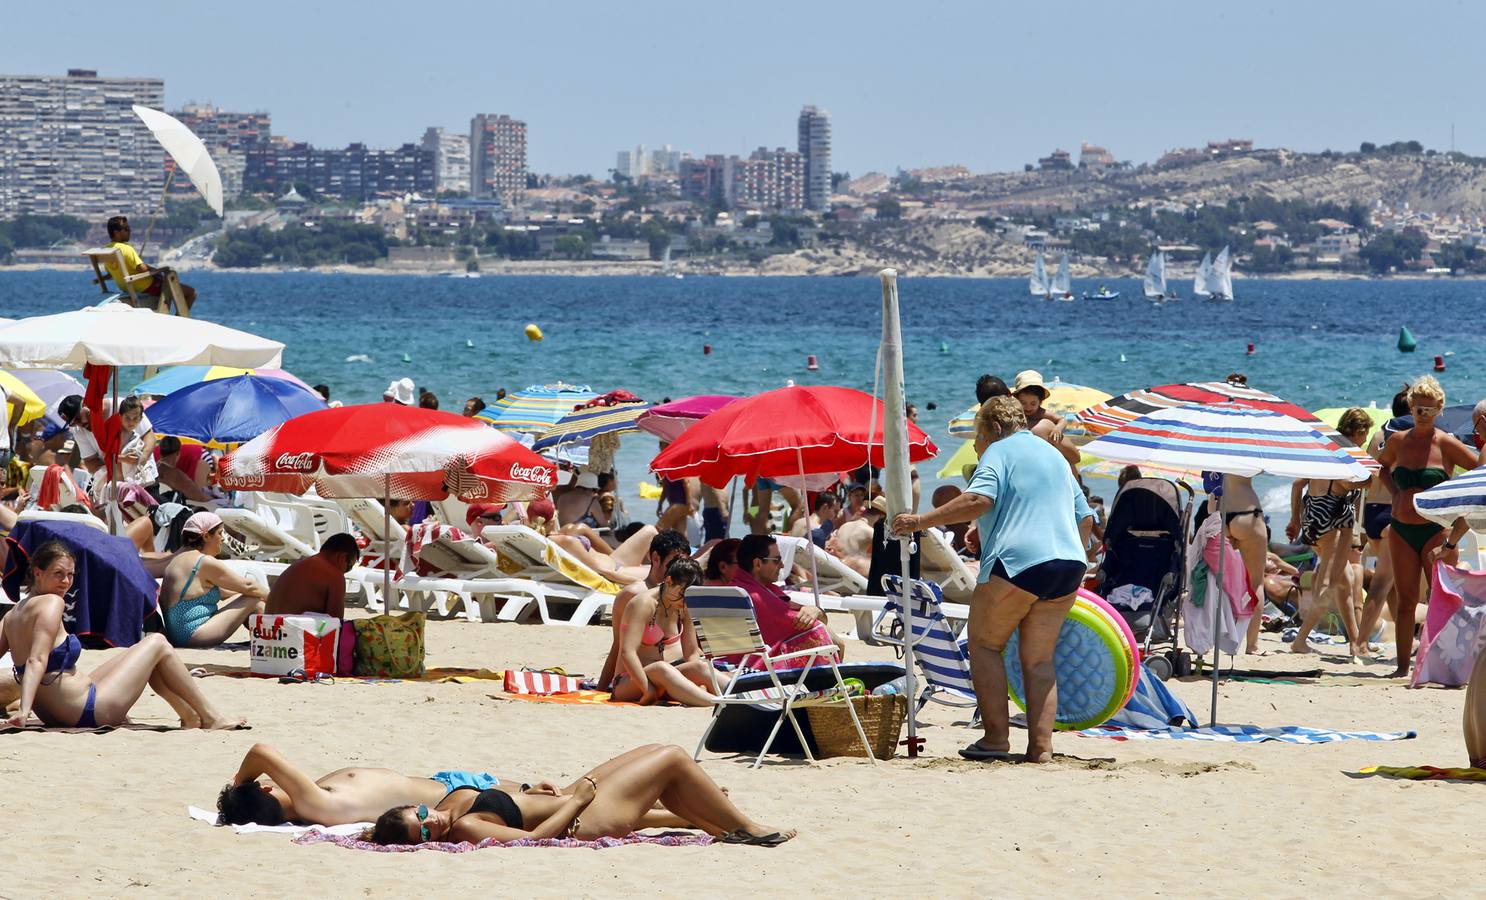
[12,1,1483,176]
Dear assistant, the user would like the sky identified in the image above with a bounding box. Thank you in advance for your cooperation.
[11,0,1485,177]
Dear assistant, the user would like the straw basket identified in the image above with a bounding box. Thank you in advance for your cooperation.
[806,694,907,760]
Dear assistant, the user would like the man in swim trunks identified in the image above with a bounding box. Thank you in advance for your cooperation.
[264,533,360,619]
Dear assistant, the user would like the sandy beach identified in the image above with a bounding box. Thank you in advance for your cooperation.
[0,608,1478,899]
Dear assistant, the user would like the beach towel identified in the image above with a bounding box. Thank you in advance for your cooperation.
[2,520,158,647]
[187,664,506,684]
[1350,765,1486,782]
[503,669,583,695]
[1414,563,1486,688]
[405,522,475,577]
[293,829,713,852]
[1183,513,1256,656]
[494,689,645,707]
[1106,663,1197,730]
[1078,724,1417,744]
[1,722,176,734]
[187,805,368,838]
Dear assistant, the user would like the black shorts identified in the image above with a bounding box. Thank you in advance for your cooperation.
[1363,503,1392,541]
[701,506,727,541]
[990,557,1085,601]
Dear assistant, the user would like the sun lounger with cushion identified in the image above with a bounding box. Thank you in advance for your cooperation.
[479,524,622,626]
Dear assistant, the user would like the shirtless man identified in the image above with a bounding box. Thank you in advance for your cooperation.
[218,742,690,827]
[264,533,359,619]
[596,530,690,690]
[1012,370,1080,467]
[826,500,882,577]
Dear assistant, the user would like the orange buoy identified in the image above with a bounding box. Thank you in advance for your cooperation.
[1434,354,1446,372]
[806,355,820,372]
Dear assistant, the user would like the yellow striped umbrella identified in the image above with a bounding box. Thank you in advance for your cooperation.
[0,371,46,426]
[531,401,652,452]
[947,379,1110,438]
[477,383,598,434]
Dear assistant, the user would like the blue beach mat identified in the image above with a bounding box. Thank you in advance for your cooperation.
[1077,724,1417,744]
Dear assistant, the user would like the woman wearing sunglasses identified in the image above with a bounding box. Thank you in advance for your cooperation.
[1376,376,1479,678]
[367,744,793,846]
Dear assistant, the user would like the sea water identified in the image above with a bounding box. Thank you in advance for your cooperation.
[5,270,1485,512]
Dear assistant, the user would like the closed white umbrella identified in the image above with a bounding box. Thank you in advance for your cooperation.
[132,105,224,216]
[0,305,283,369]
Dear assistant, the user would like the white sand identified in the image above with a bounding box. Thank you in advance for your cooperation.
[1,612,1480,898]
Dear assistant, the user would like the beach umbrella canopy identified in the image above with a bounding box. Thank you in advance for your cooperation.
[133,365,312,397]
[1077,381,1378,472]
[3,369,83,430]
[1311,405,1391,432]
[636,395,742,443]
[947,379,1110,439]
[144,374,328,448]
[477,383,598,434]
[0,372,47,426]
[218,403,557,502]
[531,401,651,453]
[0,304,283,369]
[1414,468,1486,530]
[651,385,938,489]
[132,105,224,216]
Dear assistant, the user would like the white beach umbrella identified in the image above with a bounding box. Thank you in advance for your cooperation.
[0,305,282,370]
[1413,468,1486,530]
[133,105,224,216]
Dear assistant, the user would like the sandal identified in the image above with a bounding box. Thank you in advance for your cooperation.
[959,741,1015,762]
[718,829,793,847]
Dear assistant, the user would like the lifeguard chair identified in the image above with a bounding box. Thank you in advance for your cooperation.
[82,247,192,318]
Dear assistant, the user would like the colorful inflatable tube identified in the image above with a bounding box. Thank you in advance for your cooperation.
[1004,589,1140,731]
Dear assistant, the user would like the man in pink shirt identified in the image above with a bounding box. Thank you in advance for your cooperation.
[730,534,844,657]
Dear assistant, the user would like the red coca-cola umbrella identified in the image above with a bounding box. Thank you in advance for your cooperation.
[650,385,938,488]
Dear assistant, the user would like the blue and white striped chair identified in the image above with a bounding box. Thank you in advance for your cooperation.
[686,586,876,768]
[880,576,979,718]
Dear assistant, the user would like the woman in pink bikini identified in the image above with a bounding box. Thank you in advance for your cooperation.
[608,557,717,707]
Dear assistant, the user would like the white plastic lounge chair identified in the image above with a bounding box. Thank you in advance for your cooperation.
[217,507,317,561]
[687,586,876,768]
[879,576,978,721]
[917,527,978,603]
[774,534,868,596]
[15,509,109,533]
[479,524,622,626]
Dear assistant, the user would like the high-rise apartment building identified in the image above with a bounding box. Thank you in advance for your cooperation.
[470,114,527,206]
[0,68,166,217]
[243,141,433,199]
[616,144,685,179]
[797,105,832,211]
[169,104,270,202]
[732,147,805,210]
[421,127,471,194]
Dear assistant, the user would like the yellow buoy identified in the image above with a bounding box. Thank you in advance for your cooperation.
[524,323,544,342]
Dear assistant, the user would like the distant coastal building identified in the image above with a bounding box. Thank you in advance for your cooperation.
[1038,148,1074,171]
[1158,138,1254,167]
[679,148,804,210]
[1078,142,1115,170]
[679,155,731,206]
[0,68,166,217]
[421,127,471,195]
[470,113,527,206]
[797,106,832,210]
[615,144,685,179]
[246,140,434,199]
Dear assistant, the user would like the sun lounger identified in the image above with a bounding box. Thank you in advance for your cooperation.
[879,576,978,723]
[16,509,109,533]
[217,507,317,561]
[773,534,868,596]
[479,524,622,626]
[917,527,978,602]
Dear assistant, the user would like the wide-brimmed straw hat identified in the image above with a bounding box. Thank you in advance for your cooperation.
[1012,370,1049,400]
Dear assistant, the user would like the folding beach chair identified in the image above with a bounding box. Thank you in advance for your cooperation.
[879,576,979,720]
[687,586,876,768]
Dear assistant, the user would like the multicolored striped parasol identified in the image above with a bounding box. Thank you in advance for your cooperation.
[476,383,598,434]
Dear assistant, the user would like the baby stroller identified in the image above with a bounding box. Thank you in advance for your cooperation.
[1095,477,1195,680]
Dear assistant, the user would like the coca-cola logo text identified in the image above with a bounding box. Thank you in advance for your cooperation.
[509,462,554,485]
[275,452,318,471]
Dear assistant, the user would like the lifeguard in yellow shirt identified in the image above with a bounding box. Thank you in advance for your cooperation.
[102,215,196,310]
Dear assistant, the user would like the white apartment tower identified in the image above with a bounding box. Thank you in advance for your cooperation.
[469,114,527,206]
[0,68,166,217]
[422,127,472,194]
[797,105,832,211]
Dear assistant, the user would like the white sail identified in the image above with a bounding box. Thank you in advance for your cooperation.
[1052,254,1072,295]
[1193,251,1213,297]
[1029,254,1049,295]
[1209,245,1233,299]
[1143,251,1166,299]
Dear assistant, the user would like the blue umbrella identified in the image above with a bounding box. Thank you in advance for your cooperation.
[144,374,326,448]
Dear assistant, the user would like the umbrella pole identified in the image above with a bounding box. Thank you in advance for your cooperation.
[899,532,918,756]
[107,369,118,536]
[139,164,175,258]
[796,448,820,605]
[1210,487,1228,727]
[383,474,392,609]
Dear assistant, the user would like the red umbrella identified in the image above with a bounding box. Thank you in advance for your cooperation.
[218,404,557,501]
[650,385,938,489]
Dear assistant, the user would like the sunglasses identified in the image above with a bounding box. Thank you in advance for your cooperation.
[762,555,783,563]
[1413,405,1441,416]
[416,804,431,841]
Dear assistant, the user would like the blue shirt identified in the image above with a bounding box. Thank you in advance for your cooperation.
[966,431,1090,581]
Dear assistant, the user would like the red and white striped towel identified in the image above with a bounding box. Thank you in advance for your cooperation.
[503,669,583,695]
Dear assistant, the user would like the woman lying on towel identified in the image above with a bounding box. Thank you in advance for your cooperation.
[368,744,794,846]
[610,557,717,707]
[1,541,246,729]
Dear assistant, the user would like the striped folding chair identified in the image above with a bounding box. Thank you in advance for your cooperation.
[686,586,876,768]
[880,576,979,719]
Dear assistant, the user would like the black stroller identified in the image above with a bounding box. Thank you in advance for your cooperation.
[1095,477,1195,680]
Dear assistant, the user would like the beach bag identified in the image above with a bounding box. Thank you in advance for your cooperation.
[249,613,340,678]
[503,669,582,695]
[352,612,426,677]
[336,622,357,677]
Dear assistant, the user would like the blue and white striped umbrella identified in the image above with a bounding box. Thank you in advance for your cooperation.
[1082,403,1370,481]
[1414,468,1486,530]
[530,401,651,452]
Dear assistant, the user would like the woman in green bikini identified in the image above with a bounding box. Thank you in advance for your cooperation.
[1377,376,1478,678]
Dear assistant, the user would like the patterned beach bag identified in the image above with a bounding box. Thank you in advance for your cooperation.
[351,612,426,677]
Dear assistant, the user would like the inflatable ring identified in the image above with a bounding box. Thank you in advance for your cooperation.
[1077,589,1141,708]
[1005,594,1138,731]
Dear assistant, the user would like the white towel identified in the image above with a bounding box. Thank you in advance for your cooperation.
[187,805,370,837]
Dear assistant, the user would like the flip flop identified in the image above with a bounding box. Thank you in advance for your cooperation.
[718,829,792,847]
[959,742,1015,762]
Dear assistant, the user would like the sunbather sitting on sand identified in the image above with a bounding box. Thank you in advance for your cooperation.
[368,743,794,846]
[597,530,690,689]
[610,557,717,706]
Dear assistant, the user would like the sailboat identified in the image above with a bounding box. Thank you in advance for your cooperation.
[1192,251,1214,299]
[1029,253,1050,297]
[1206,245,1233,302]
[1143,250,1176,301]
[1050,254,1074,301]
[659,245,683,279]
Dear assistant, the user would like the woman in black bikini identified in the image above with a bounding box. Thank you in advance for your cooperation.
[1376,377,1478,678]
[368,744,794,846]
[1,541,245,729]
[1215,474,1269,654]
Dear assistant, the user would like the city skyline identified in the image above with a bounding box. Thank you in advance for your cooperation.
[11,0,1484,177]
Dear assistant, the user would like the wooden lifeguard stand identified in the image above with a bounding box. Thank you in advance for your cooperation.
[82,247,192,318]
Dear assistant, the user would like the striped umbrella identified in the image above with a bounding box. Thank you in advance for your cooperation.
[132,364,312,396]
[1414,469,1486,530]
[947,379,1110,438]
[0,371,47,426]
[531,401,652,452]
[477,383,597,434]
[1076,381,1379,472]
[4,369,83,429]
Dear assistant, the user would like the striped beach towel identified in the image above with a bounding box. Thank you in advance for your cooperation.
[503,669,582,695]
[1078,724,1417,744]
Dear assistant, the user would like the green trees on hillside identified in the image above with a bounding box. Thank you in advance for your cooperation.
[214,222,389,268]
[0,214,90,261]
[1359,230,1428,273]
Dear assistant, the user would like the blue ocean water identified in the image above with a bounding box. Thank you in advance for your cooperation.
[5,270,1485,504]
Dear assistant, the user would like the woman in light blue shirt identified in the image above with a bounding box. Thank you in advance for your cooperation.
[893,396,1089,763]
